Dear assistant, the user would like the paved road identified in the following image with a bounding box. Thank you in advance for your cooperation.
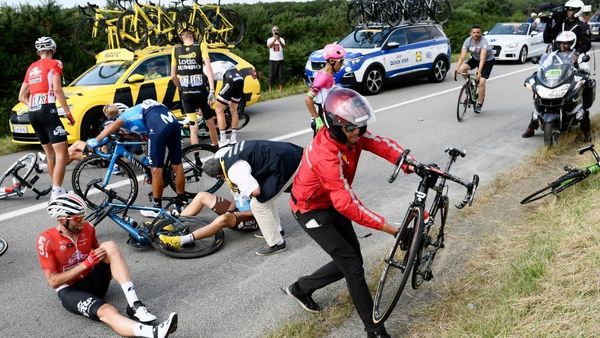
[0,51,598,338]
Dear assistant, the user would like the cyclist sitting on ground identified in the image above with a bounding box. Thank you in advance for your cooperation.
[37,193,178,338]
[453,25,495,114]
[212,61,245,147]
[305,44,346,136]
[18,36,75,200]
[286,87,415,338]
[87,100,186,217]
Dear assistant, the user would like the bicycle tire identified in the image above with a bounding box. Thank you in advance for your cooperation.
[431,0,451,24]
[117,11,149,52]
[0,153,37,188]
[150,216,225,258]
[406,0,422,24]
[74,18,107,56]
[72,155,139,210]
[373,205,424,324]
[456,83,470,122]
[219,9,245,47]
[520,170,587,204]
[176,8,205,41]
[412,196,447,289]
[167,144,224,198]
[0,237,7,257]
[347,1,364,28]
[147,11,172,47]
[384,1,402,27]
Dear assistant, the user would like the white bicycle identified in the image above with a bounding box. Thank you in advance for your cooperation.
[0,152,51,200]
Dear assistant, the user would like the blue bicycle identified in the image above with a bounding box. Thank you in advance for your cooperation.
[85,185,225,258]
[71,138,223,209]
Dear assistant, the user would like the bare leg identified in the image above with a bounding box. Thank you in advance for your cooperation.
[172,163,184,195]
[190,213,236,240]
[478,78,487,105]
[51,141,69,186]
[215,102,228,131]
[229,102,239,129]
[67,140,87,164]
[151,167,164,200]
[205,117,219,145]
[99,241,132,283]
[97,303,140,337]
[458,64,470,80]
[41,143,55,180]
[189,122,199,145]
[180,192,217,217]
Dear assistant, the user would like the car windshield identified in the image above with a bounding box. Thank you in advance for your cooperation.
[71,61,132,86]
[338,28,391,48]
[488,23,529,35]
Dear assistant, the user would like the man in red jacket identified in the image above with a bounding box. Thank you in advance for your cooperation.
[286,87,413,338]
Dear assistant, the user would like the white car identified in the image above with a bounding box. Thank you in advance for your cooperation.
[485,22,546,64]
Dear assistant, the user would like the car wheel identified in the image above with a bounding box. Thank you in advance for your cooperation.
[518,46,528,64]
[80,108,106,141]
[362,66,384,95]
[428,57,448,83]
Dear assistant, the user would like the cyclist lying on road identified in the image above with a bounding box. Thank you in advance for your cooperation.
[37,193,178,338]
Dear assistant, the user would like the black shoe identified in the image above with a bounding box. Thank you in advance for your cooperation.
[254,229,285,239]
[255,240,286,255]
[152,312,177,338]
[286,282,322,313]
[126,301,157,323]
[367,328,392,338]
[522,128,535,138]
[473,103,482,114]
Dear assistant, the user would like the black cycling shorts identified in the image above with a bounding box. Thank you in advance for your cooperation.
[145,106,182,168]
[56,262,111,321]
[181,90,216,120]
[466,58,494,79]
[217,78,244,105]
[29,104,68,145]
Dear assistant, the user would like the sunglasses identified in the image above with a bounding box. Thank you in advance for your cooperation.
[334,59,345,64]
[343,124,361,132]
[565,7,575,11]
[67,214,85,222]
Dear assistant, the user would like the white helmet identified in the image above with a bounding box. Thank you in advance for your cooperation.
[531,12,538,18]
[35,36,57,52]
[556,30,577,49]
[113,102,129,114]
[564,0,585,17]
[47,193,86,219]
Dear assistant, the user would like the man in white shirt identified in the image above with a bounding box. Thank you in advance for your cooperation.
[267,25,286,92]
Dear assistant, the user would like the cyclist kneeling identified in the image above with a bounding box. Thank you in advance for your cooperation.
[88,100,186,216]
[453,25,495,114]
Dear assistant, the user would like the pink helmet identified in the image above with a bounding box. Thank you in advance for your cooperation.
[323,44,346,61]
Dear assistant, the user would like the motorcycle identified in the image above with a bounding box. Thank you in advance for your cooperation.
[524,51,595,146]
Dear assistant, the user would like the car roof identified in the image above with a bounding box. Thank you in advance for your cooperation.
[95,46,245,64]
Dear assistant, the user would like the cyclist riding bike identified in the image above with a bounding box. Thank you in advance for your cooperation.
[171,22,218,146]
[212,61,244,147]
[88,100,186,216]
[18,37,75,200]
[453,25,495,114]
[286,87,415,338]
[37,193,178,338]
[305,44,346,136]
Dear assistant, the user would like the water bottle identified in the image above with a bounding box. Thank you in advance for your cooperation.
[233,193,251,211]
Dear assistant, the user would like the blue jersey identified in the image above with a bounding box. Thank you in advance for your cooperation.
[118,105,148,136]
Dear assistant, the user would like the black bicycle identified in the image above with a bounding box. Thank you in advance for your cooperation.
[455,72,480,122]
[0,237,7,257]
[372,147,479,324]
[521,144,600,204]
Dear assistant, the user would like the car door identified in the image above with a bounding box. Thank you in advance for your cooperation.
[528,24,545,56]
[406,26,434,72]
[382,28,410,77]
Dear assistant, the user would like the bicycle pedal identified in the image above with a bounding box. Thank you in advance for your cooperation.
[424,271,434,281]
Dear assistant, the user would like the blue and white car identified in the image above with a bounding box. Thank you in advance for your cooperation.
[485,22,546,64]
[305,23,451,95]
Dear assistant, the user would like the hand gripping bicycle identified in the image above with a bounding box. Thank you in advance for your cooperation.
[521,144,600,204]
[372,147,479,324]
[0,153,51,200]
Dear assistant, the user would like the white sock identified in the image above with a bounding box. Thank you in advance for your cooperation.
[121,281,140,307]
[230,129,238,142]
[133,323,154,338]
[180,234,194,245]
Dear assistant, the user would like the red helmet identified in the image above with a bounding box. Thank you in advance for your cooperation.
[323,87,374,142]
[323,44,346,61]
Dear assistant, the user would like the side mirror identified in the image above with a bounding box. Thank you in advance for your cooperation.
[582,55,590,62]
[531,56,540,64]
[126,74,145,83]
[384,41,400,50]
[530,31,539,36]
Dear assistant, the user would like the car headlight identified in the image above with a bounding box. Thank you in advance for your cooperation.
[506,42,518,48]
[536,84,570,99]
[344,56,363,67]
[56,105,74,117]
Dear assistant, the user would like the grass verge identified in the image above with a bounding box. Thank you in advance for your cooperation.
[259,79,308,102]
[0,136,38,156]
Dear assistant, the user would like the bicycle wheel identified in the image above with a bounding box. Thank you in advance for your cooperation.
[72,155,138,210]
[117,11,148,52]
[405,0,423,23]
[0,237,7,257]
[384,1,402,27]
[431,0,451,24]
[373,205,424,324]
[347,1,364,28]
[150,216,225,258]
[456,83,470,122]
[223,112,250,131]
[147,12,172,47]
[412,196,447,289]
[0,153,37,188]
[176,8,205,41]
[167,144,224,198]
[74,18,108,56]
[219,9,245,46]
[520,170,587,204]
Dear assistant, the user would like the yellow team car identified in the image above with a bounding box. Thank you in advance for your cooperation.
[10,46,261,144]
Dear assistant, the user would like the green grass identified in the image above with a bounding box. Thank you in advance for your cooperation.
[0,136,38,156]
[259,79,308,102]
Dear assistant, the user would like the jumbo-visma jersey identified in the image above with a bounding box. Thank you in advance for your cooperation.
[172,42,210,94]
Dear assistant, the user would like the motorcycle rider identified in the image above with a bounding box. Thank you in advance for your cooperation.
[522,31,592,141]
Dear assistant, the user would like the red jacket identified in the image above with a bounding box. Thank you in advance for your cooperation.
[290,128,410,229]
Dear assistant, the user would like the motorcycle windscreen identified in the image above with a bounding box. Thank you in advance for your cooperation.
[537,64,573,89]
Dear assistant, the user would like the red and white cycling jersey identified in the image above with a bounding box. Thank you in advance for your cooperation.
[23,59,63,110]
[37,221,99,287]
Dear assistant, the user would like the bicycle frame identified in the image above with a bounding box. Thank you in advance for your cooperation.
[93,140,148,189]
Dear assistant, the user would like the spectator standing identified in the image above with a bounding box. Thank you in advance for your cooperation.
[267,25,285,92]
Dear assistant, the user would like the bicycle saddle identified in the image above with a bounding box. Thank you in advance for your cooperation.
[445,146,466,158]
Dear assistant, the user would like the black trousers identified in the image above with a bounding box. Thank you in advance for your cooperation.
[528,109,590,132]
[293,208,383,333]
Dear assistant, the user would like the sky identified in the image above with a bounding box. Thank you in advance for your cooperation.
[0,0,300,8]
